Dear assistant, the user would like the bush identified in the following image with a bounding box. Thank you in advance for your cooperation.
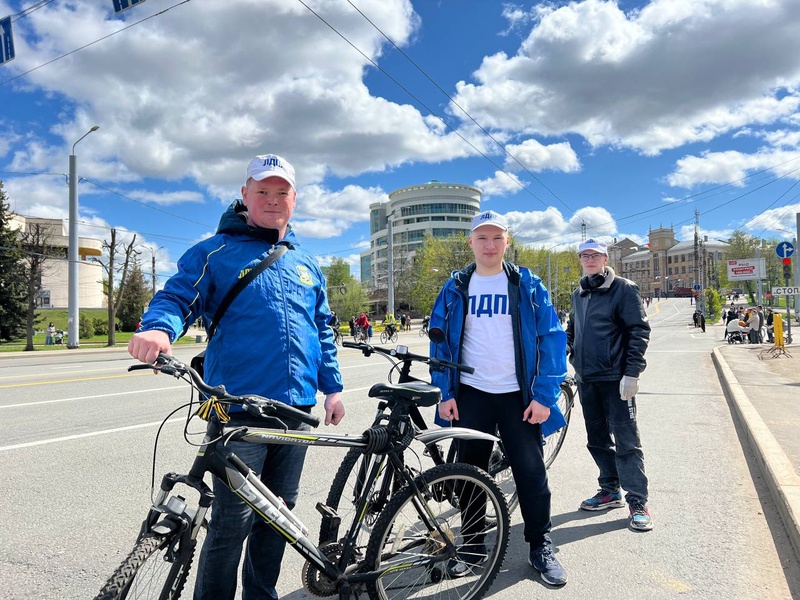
[93,317,109,336]
[79,313,94,339]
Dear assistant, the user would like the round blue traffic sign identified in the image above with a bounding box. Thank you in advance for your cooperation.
[776,241,795,259]
[693,284,701,291]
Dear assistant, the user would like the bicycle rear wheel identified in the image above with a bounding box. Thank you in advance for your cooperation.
[364,463,509,600]
[94,530,198,600]
[320,448,403,555]
[542,382,574,469]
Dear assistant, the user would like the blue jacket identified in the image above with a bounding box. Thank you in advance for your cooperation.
[139,202,343,406]
[429,262,568,436]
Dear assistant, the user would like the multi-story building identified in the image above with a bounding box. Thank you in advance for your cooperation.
[9,213,105,308]
[608,226,728,297]
[360,181,482,290]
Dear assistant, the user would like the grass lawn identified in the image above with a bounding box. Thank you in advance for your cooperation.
[0,308,201,352]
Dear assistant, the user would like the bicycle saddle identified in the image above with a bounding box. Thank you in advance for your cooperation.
[368,380,442,407]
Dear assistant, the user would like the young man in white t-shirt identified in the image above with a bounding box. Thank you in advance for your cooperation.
[430,210,569,587]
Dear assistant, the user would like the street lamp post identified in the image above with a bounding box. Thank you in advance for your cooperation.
[67,125,99,349]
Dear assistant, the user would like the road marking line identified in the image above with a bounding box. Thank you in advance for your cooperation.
[0,371,154,389]
[0,386,184,409]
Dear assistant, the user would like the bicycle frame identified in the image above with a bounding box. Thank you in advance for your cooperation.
[144,405,498,595]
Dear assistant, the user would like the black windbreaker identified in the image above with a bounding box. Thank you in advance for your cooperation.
[565,267,650,383]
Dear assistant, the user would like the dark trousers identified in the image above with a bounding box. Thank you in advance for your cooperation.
[454,384,551,547]
[577,380,648,503]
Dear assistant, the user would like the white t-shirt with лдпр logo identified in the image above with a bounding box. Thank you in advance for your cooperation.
[459,271,519,394]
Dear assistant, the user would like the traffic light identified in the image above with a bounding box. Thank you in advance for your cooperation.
[783,257,792,280]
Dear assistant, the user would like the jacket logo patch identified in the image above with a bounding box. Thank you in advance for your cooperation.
[296,265,313,286]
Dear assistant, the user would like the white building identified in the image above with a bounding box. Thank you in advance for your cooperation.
[9,214,105,308]
[361,181,482,289]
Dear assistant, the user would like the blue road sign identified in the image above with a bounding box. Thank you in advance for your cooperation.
[0,16,15,66]
[113,0,146,14]
[693,284,701,291]
[776,241,795,259]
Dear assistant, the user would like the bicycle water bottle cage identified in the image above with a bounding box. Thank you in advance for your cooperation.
[368,380,442,407]
[195,397,231,422]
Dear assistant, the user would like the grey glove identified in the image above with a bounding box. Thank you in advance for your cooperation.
[619,376,639,401]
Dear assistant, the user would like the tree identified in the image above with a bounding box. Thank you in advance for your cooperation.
[18,223,59,350]
[116,261,150,331]
[0,181,27,342]
[325,257,369,322]
[410,232,472,315]
[92,229,139,345]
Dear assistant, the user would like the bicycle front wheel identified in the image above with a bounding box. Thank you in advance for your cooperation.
[95,531,198,600]
[380,331,389,344]
[542,382,575,469]
[364,462,509,600]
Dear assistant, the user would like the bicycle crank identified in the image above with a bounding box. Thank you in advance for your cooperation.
[302,543,343,597]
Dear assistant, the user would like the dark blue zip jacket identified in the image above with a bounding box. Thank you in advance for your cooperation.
[429,262,568,436]
[139,202,343,406]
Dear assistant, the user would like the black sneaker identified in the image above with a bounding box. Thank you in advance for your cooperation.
[529,543,567,586]
[628,499,653,531]
[579,489,625,511]
[446,544,487,578]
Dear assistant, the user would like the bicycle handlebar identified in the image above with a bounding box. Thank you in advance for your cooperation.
[341,340,475,375]
[128,353,321,428]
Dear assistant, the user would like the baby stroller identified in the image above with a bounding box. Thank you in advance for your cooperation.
[725,320,747,344]
[54,329,64,345]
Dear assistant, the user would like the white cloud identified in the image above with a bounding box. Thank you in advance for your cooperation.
[452,0,800,154]
[505,138,581,173]
[667,149,800,187]
[474,171,524,198]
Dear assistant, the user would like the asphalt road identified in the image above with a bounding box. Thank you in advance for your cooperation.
[2,299,799,599]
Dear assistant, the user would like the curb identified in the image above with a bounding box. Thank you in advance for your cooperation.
[712,347,800,561]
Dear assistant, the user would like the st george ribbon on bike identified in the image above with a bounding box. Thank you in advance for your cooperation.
[95,352,510,600]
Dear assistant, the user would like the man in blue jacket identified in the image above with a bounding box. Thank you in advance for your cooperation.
[566,238,652,532]
[128,154,345,600]
[430,210,568,587]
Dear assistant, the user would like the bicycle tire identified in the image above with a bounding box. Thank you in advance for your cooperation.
[380,331,389,344]
[364,462,509,600]
[418,328,428,338]
[543,382,574,469]
[320,448,404,552]
[94,532,195,600]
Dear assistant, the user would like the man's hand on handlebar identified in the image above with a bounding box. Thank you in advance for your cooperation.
[324,392,345,426]
[128,330,172,365]
[438,398,459,422]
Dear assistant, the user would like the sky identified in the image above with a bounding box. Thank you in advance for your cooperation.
[2,0,800,284]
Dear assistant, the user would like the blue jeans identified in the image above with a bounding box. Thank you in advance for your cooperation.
[577,380,648,503]
[193,412,311,600]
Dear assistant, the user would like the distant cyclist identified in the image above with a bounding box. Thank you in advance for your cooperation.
[383,312,397,338]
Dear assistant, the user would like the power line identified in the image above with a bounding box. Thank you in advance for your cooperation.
[0,0,194,87]
[343,0,577,218]
[294,0,590,237]
[10,0,57,21]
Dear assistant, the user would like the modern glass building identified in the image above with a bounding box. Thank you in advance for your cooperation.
[360,181,482,288]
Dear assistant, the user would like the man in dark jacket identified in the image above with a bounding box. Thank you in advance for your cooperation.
[566,239,653,532]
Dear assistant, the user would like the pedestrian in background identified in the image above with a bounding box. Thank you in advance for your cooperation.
[566,238,653,532]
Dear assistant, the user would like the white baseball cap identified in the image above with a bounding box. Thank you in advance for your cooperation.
[246,154,296,190]
[577,238,608,255]
[471,210,509,231]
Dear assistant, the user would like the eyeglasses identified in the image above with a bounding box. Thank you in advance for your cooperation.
[579,253,605,261]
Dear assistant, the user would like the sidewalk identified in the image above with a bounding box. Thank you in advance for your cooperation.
[712,319,800,561]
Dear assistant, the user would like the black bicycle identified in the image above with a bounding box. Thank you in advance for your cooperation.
[95,354,510,600]
[323,335,575,530]
[331,325,343,346]
[380,323,399,344]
